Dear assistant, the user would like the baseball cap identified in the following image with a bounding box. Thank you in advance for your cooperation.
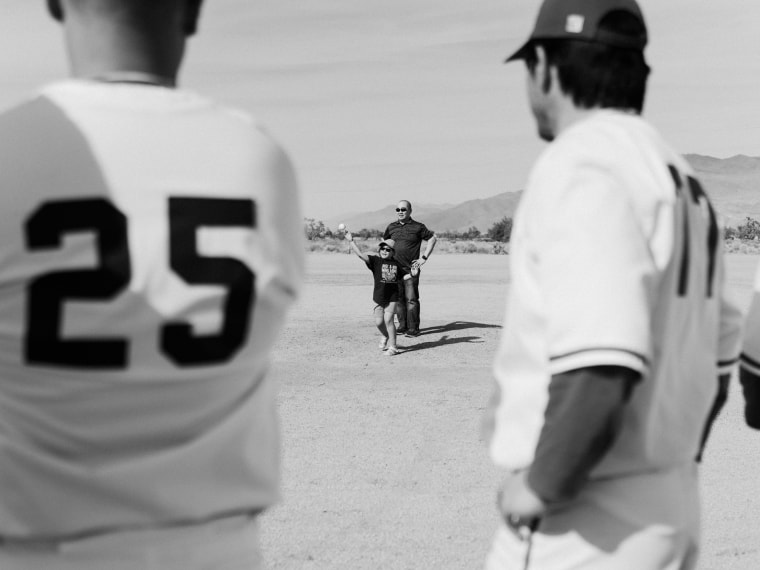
[378,239,396,251]
[506,0,647,62]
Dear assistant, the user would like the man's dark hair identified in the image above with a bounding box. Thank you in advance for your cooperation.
[48,0,204,35]
[525,10,650,112]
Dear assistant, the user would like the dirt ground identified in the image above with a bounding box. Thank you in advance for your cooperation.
[260,252,760,570]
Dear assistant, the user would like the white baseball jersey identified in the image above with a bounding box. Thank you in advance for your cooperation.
[0,80,304,538]
[488,110,741,476]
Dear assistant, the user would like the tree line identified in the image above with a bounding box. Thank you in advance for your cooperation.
[305,216,760,243]
[304,216,515,242]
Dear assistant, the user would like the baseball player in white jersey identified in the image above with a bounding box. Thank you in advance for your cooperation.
[739,275,760,428]
[0,1,304,568]
[483,0,742,568]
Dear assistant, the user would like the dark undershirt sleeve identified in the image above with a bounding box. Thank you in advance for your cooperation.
[740,368,760,429]
[696,373,731,461]
[527,366,640,504]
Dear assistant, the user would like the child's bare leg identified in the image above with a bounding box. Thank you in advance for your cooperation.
[374,305,388,336]
[375,305,388,350]
[384,302,397,348]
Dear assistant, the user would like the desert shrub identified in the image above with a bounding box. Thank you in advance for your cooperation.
[725,238,760,254]
[492,242,509,255]
[734,217,760,241]
[487,217,513,242]
[304,218,334,240]
[438,226,481,240]
[352,228,383,239]
[449,242,479,254]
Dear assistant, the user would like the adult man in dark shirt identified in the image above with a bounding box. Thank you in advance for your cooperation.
[383,200,436,337]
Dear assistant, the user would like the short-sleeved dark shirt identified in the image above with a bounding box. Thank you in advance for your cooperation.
[365,255,400,306]
[383,219,435,271]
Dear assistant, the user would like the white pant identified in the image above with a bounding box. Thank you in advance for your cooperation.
[485,464,700,570]
[0,515,262,570]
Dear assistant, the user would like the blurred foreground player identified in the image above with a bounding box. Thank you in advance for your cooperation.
[0,0,303,568]
[739,273,760,429]
[482,0,742,568]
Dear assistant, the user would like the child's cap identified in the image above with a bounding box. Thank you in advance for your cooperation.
[378,239,396,251]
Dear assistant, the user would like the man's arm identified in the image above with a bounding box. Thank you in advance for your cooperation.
[423,234,437,258]
[528,365,639,503]
[414,234,437,270]
[498,366,639,519]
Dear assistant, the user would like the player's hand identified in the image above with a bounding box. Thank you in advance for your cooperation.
[497,470,546,523]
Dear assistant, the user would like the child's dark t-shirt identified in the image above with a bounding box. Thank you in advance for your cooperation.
[365,255,400,305]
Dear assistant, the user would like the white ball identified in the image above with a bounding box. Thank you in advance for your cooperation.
[338,223,346,231]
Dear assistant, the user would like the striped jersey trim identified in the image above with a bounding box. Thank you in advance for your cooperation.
[549,347,649,376]
[550,347,649,366]
[740,353,760,376]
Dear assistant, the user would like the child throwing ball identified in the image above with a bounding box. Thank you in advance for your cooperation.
[346,232,401,355]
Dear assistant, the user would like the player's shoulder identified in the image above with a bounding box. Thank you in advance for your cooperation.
[552,111,647,158]
[0,86,84,155]
[36,79,270,132]
[171,87,294,171]
[536,112,667,180]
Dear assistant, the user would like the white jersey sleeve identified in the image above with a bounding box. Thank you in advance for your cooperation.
[535,160,653,376]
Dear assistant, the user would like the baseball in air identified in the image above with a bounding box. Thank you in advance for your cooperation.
[338,223,346,231]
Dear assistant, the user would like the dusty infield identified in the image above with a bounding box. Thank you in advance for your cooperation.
[261,252,760,570]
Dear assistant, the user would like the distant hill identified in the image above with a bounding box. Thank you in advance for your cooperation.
[324,202,453,233]
[325,192,523,234]
[322,154,760,233]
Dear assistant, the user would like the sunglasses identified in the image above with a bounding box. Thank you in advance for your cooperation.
[379,246,392,252]
[395,208,407,212]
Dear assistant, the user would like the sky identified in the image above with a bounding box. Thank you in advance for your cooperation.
[0,1,758,222]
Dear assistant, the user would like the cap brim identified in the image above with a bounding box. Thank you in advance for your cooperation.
[505,40,532,63]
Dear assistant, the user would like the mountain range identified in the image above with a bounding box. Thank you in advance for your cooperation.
[324,154,760,233]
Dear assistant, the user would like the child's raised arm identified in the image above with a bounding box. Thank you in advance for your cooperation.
[346,232,370,263]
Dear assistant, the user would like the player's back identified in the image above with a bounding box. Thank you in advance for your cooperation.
[0,80,303,539]
[490,110,739,475]
[568,112,733,476]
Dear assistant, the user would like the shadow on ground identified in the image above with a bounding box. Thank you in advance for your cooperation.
[399,321,501,353]
[417,321,501,335]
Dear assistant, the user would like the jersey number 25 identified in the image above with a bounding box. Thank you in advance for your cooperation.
[25,197,255,369]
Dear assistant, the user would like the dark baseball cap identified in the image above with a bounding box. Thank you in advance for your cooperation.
[506,0,647,62]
